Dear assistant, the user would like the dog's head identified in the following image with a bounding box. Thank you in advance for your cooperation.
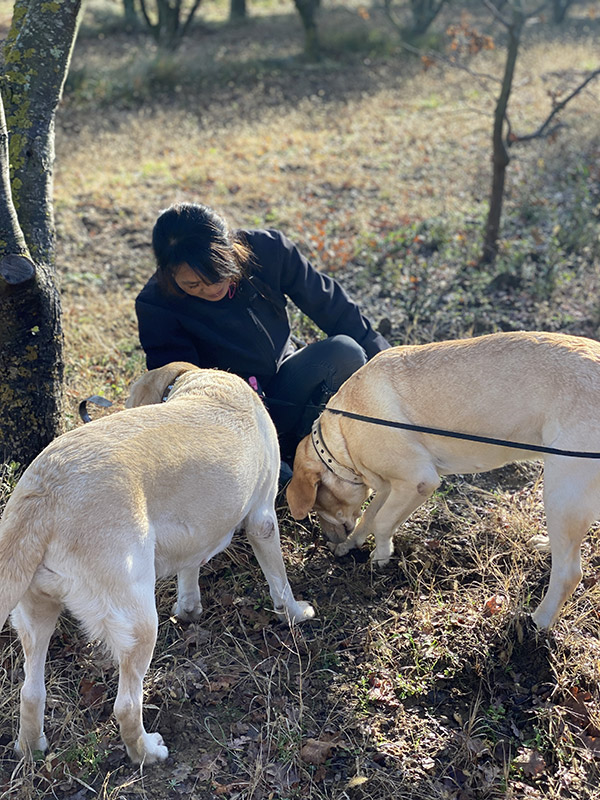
[286,434,369,544]
[125,362,199,408]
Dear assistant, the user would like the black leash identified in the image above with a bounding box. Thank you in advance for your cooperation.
[79,386,600,460]
[323,407,600,460]
[78,395,113,423]
[261,396,600,460]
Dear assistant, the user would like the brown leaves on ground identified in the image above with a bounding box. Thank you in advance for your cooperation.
[300,733,342,766]
[560,686,600,756]
[366,673,402,708]
[483,593,508,617]
[513,747,547,778]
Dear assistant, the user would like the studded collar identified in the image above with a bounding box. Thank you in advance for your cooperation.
[310,418,363,485]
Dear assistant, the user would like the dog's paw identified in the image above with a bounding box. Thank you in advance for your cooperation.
[15,733,48,759]
[280,600,316,625]
[294,601,316,623]
[369,555,391,568]
[333,541,354,558]
[369,544,393,567]
[528,534,551,553]
[172,600,203,622]
[130,732,169,765]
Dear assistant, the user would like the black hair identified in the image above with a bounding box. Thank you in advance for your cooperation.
[151,203,251,295]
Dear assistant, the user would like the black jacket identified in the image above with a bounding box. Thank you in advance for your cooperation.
[135,229,390,388]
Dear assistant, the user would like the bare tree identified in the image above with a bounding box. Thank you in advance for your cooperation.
[0,0,82,467]
[139,0,204,49]
[384,0,450,37]
[481,0,599,263]
[401,1,599,264]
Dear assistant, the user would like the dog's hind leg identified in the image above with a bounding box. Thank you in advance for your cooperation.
[244,506,315,625]
[11,590,62,757]
[173,567,202,621]
[106,589,168,764]
[531,463,599,628]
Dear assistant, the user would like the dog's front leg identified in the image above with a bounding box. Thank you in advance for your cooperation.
[372,475,439,565]
[339,474,439,567]
[173,566,202,621]
[334,487,391,558]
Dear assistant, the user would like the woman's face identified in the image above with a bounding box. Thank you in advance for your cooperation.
[173,262,229,301]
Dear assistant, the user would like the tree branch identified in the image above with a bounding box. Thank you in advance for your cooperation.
[512,66,600,144]
[483,0,550,29]
[181,0,204,38]
[0,255,35,284]
[0,91,29,265]
[2,0,82,267]
[139,0,158,37]
[395,36,502,87]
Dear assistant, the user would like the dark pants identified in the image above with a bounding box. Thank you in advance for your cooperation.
[265,334,367,464]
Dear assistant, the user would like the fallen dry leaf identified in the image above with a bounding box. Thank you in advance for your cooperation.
[483,594,507,617]
[563,686,600,737]
[300,736,339,765]
[79,678,108,708]
[513,747,547,777]
[367,674,401,707]
[346,775,368,788]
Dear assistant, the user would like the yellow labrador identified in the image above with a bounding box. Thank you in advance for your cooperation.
[0,364,313,765]
[287,331,600,629]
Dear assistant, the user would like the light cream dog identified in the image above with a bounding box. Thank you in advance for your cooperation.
[287,331,600,629]
[0,363,314,765]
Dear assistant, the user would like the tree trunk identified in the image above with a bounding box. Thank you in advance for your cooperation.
[139,0,204,50]
[0,257,64,467]
[294,0,321,60]
[553,0,572,23]
[229,0,247,22]
[3,0,80,265]
[0,0,82,467]
[410,0,448,36]
[123,0,137,26]
[481,5,524,265]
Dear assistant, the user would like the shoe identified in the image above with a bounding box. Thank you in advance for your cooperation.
[278,460,293,491]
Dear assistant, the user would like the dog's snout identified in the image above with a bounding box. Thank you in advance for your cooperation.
[317,517,347,544]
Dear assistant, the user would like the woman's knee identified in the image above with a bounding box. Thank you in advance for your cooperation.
[323,335,367,386]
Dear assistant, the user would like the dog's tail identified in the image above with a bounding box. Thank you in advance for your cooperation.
[0,479,50,631]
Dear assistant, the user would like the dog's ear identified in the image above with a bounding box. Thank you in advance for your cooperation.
[126,362,198,408]
[286,438,323,519]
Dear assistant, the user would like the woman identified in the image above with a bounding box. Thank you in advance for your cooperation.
[135,202,390,484]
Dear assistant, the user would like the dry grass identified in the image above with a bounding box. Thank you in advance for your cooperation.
[2,0,600,798]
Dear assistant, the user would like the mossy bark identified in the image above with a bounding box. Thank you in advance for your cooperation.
[0,257,63,467]
[0,0,82,466]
